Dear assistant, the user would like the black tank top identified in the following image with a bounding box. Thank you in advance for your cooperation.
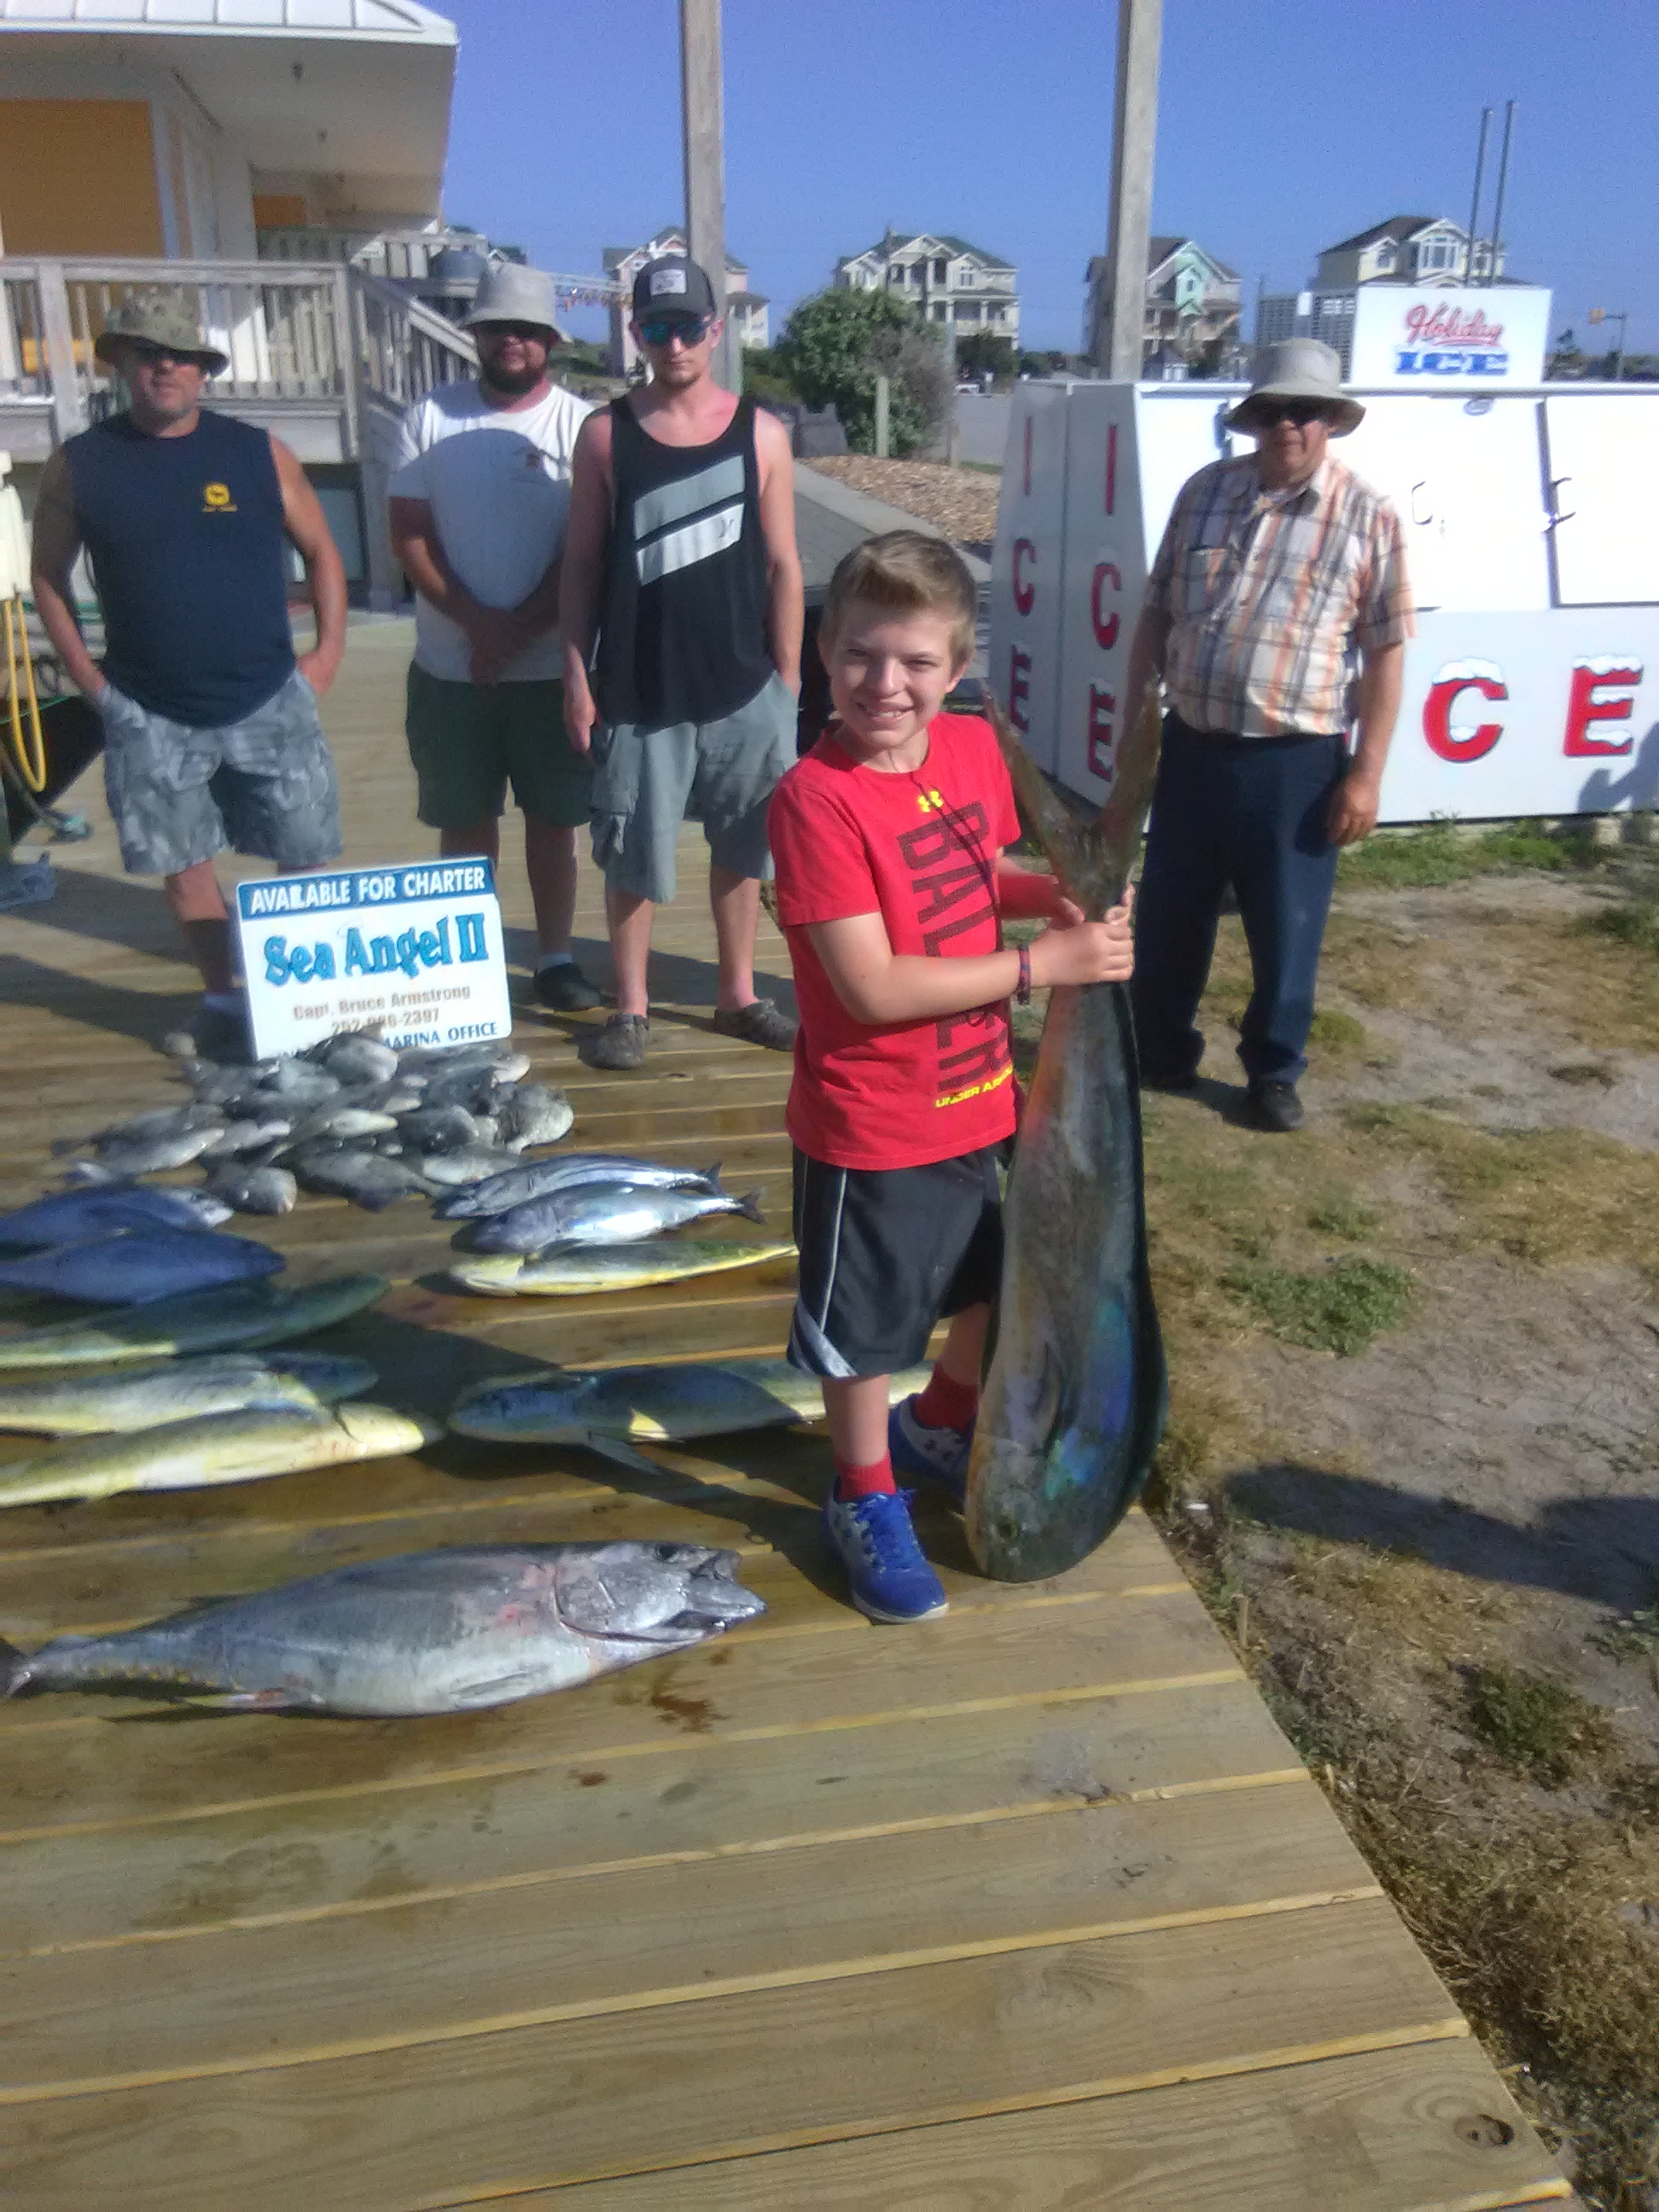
[595,394,773,728]
[64,410,294,729]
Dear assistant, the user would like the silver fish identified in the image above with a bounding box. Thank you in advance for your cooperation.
[311,1035,400,1086]
[0,1184,231,1249]
[81,1102,223,1151]
[450,1237,799,1298]
[964,697,1168,1583]
[0,1229,285,1307]
[471,1185,764,1255]
[399,1044,530,1081]
[198,1117,294,1161]
[398,1104,489,1154]
[1,1543,766,1714]
[437,1152,724,1221]
[494,1083,574,1152]
[67,1125,227,1180]
[419,1067,508,1114]
[254,1060,343,1109]
[280,1103,399,1149]
[418,1146,519,1189]
[205,1163,299,1216]
[290,1144,433,1211]
[0,1351,378,1435]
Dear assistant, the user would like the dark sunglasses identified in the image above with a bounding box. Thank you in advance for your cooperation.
[637,316,710,348]
[477,322,551,343]
[1250,399,1330,428]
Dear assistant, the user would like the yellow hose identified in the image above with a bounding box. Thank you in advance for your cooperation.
[3,594,46,793]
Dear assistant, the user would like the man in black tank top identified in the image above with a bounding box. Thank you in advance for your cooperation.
[31,294,347,1061]
[561,257,804,1072]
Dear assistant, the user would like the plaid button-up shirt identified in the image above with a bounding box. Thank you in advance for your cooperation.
[1144,453,1414,738]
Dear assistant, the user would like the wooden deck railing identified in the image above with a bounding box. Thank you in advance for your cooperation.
[0,257,477,453]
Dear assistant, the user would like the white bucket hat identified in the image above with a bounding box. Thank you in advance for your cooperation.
[462,264,566,342]
[1225,339,1364,436]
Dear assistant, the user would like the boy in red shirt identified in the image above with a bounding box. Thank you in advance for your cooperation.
[768,534,1135,1622]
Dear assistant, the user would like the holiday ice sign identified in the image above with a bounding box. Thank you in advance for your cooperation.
[236,859,513,1059]
[1348,285,1551,387]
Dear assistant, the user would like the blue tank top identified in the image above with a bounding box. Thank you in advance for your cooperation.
[63,410,294,729]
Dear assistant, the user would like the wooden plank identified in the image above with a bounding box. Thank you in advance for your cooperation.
[0,1679,1303,1955]
[534,2040,1569,2212]
[0,1582,1243,1832]
[0,1901,1465,2208]
[4,1785,1382,2096]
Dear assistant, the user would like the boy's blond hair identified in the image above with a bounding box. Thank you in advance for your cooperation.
[820,531,977,669]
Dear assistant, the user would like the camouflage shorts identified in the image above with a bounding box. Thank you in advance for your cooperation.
[99,670,343,879]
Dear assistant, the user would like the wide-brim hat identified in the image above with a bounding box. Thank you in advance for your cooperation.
[463,263,566,341]
[1225,338,1364,436]
[94,292,228,375]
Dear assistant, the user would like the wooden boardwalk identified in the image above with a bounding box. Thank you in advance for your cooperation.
[0,626,1571,2209]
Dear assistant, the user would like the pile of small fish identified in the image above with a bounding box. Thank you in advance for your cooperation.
[437,1150,789,1296]
[57,1031,574,1217]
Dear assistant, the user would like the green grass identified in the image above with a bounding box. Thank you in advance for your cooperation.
[1580,899,1659,954]
[1338,817,1601,889]
[1465,1663,1610,1785]
[1307,1196,1382,1242]
[1589,1601,1659,1662]
[1222,1255,1412,1356]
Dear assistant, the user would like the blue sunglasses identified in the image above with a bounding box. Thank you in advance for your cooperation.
[637,316,711,348]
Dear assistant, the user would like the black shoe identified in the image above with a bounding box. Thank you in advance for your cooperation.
[1248,1080,1305,1132]
[533,961,602,1013]
[1139,1062,1199,1093]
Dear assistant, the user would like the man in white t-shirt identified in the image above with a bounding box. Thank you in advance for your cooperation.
[388,264,600,1012]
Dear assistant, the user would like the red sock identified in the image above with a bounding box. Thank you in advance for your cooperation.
[835,1454,896,1501]
[914,1364,979,1434]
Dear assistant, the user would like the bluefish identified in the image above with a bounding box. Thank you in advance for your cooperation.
[0,1184,231,1249]
[0,1228,285,1306]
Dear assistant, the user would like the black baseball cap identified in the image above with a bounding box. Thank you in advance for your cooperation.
[632,255,719,323]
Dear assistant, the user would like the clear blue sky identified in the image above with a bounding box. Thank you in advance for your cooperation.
[437,0,1658,356]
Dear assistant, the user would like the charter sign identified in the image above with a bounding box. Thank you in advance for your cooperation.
[235,859,514,1059]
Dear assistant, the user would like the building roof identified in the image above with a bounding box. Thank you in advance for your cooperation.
[0,0,452,32]
[602,230,745,276]
[844,231,1016,271]
[1324,214,1444,253]
[1146,235,1240,281]
[0,0,456,218]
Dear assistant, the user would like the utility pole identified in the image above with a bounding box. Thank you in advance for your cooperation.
[1092,0,1162,380]
[679,0,740,393]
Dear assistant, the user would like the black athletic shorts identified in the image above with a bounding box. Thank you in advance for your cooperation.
[786,1142,1010,1379]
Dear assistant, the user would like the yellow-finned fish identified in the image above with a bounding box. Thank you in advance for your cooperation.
[0,1352,377,1435]
[0,1401,435,1510]
[449,1356,931,1472]
[448,1238,796,1298]
[0,1273,386,1370]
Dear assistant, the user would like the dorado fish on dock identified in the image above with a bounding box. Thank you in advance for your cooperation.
[0,1400,433,1510]
[448,1237,797,1297]
[0,1272,386,1369]
[450,1356,931,1455]
[0,1542,766,1714]
[964,697,1168,1583]
[0,1351,378,1434]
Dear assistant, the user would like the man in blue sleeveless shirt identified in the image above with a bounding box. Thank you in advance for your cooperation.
[560,256,803,1072]
[31,294,347,1059]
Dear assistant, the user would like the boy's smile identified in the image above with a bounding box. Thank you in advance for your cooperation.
[821,602,969,773]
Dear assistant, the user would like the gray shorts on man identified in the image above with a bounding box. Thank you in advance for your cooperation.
[590,671,798,905]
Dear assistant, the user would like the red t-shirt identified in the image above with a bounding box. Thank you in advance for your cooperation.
[769,712,1022,1171]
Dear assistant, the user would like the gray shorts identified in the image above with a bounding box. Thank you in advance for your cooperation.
[590,672,797,905]
[99,670,343,880]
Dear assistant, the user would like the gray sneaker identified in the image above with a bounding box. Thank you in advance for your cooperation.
[581,1013,649,1071]
[713,997,797,1051]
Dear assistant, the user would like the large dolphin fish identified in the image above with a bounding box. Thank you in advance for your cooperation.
[966,692,1168,1582]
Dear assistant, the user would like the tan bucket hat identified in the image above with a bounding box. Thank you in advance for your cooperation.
[1225,338,1364,436]
[462,263,566,341]
[94,292,229,375]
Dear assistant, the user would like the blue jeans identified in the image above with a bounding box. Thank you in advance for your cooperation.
[1130,714,1345,1087]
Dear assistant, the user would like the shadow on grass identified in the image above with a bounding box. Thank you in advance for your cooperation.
[1229,1461,1659,1615]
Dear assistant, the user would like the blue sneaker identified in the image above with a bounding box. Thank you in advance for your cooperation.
[823,1487,948,1624]
[888,1397,974,1511]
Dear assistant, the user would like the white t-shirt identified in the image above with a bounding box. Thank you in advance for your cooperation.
[390,378,591,684]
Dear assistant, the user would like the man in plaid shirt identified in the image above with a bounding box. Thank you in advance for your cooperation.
[1122,340,1412,1132]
